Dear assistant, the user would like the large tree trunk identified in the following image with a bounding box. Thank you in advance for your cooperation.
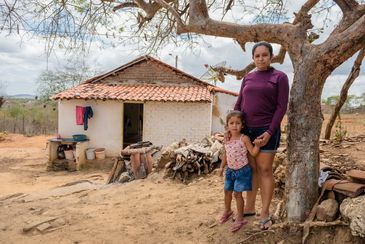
[324,48,365,139]
[286,63,325,222]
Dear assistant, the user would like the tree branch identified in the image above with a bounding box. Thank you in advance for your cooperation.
[113,2,138,11]
[210,0,320,81]
[334,0,358,14]
[212,46,286,81]
[319,14,365,69]
[324,48,365,139]
[154,0,186,29]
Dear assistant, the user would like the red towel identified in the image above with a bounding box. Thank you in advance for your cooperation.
[76,106,85,125]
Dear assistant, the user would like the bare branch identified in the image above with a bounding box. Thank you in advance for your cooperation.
[292,0,319,25]
[212,46,286,81]
[113,2,138,11]
[154,0,185,28]
[324,47,365,139]
[320,15,365,70]
[210,0,321,81]
[334,0,359,14]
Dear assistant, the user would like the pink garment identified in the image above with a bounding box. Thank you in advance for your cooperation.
[225,135,249,170]
[76,106,85,125]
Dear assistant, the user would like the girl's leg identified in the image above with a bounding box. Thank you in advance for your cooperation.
[245,154,258,214]
[256,152,275,222]
[224,190,233,213]
[219,190,233,224]
[234,192,244,221]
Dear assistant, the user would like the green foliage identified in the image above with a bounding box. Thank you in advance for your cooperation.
[323,96,339,106]
[0,99,58,135]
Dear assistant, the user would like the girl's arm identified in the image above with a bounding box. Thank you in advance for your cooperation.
[219,150,227,176]
[242,136,260,157]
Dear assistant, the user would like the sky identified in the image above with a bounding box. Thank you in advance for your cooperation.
[0,1,364,99]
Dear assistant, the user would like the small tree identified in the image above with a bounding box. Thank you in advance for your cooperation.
[324,48,365,139]
[37,62,97,100]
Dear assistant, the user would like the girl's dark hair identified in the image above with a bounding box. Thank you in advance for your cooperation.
[225,110,245,142]
[252,41,273,57]
[225,110,245,127]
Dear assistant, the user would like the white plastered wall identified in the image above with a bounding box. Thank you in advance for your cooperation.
[143,102,212,146]
[211,92,238,134]
[58,99,123,156]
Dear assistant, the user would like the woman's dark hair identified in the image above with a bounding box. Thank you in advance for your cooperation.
[252,41,273,57]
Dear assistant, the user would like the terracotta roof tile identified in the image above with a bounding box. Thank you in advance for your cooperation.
[52,83,212,102]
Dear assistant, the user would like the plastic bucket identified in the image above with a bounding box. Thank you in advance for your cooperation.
[86,148,95,160]
[64,150,74,160]
[94,148,105,160]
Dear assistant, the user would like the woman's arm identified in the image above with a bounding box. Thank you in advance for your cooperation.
[242,136,260,157]
[234,79,245,111]
[267,73,289,135]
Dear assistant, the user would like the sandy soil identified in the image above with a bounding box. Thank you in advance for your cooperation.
[0,115,365,244]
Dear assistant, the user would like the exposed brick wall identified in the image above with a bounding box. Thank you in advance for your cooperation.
[143,101,212,146]
[101,61,204,86]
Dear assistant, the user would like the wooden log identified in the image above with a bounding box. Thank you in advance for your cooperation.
[111,160,124,183]
[164,161,173,169]
[106,158,119,184]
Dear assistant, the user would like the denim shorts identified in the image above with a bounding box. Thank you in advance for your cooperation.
[224,165,252,192]
[243,126,281,153]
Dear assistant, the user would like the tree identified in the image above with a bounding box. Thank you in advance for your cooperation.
[37,61,98,100]
[324,48,364,139]
[2,0,365,223]
[0,81,6,108]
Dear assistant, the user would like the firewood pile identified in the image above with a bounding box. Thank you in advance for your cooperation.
[161,134,225,183]
[106,142,161,184]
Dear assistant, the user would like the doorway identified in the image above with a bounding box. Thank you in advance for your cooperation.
[123,103,143,148]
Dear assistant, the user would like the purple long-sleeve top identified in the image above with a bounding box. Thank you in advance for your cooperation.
[234,67,289,135]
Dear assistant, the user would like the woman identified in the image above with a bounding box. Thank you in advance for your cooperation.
[234,41,289,230]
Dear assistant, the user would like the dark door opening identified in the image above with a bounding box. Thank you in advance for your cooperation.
[123,103,143,148]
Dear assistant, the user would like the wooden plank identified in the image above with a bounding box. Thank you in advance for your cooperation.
[106,158,119,184]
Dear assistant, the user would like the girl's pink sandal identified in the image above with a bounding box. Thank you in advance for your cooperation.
[219,211,233,224]
[230,219,248,232]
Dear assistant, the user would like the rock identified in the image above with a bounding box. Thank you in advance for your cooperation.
[340,195,365,237]
[36,222,52,232]
[316,199,338,222]
[118,172,131,183]
[23,217,59,233]
[51,218,66,228]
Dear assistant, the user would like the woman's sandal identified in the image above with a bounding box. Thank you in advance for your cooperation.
[230,219,248,232]
[259,216,274,230]
[219,211,233,224]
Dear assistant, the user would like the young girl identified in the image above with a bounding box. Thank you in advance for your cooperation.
[218,110,262,232]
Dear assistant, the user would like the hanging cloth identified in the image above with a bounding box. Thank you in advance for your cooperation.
[84,106,93,130]
[76,106,85,125]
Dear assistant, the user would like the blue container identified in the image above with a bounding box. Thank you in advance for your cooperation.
[72,134,87,141]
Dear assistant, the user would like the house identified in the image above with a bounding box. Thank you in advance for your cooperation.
[52,55,238,156]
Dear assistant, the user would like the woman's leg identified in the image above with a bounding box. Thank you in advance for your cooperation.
[245,155,258,214]
[256,152,276,220]
[234,192,244,221]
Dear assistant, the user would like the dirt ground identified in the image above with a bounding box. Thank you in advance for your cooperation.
[0,115,365,244]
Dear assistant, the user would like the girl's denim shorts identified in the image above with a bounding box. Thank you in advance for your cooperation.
[224,165,252,192]
[243,126,281,153]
